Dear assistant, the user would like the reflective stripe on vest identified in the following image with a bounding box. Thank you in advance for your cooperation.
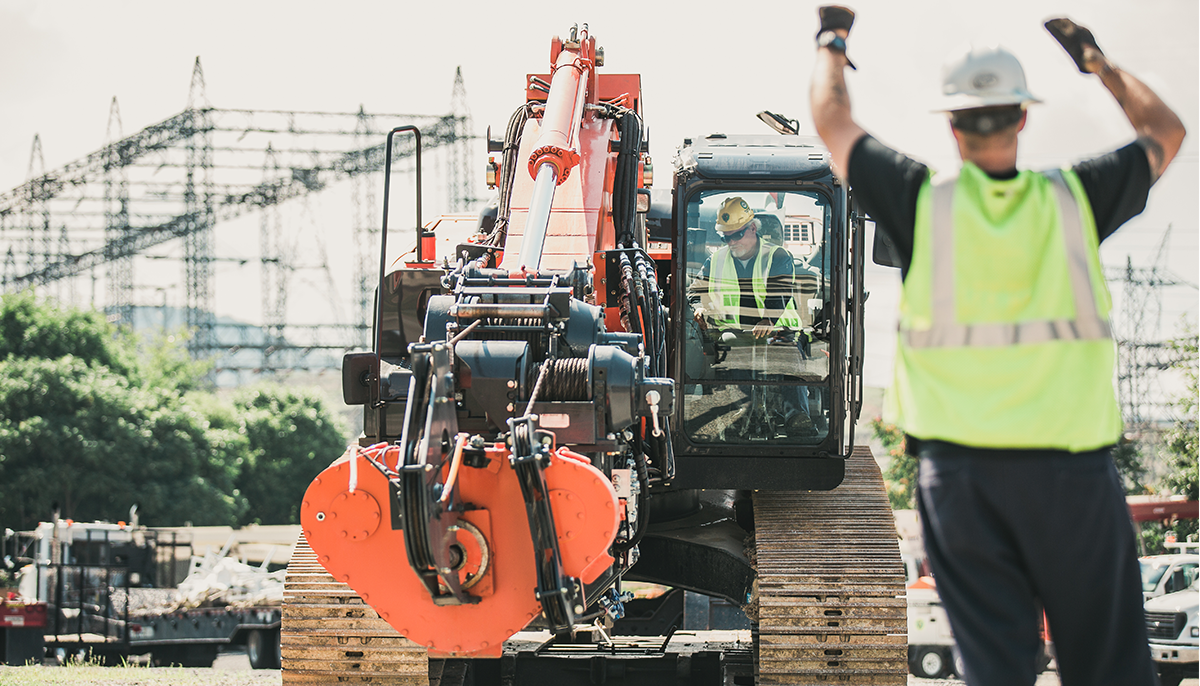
[902,169,1112,348]
[709,242,801,329]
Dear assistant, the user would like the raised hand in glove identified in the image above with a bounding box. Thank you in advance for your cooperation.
[817,5,855,37]
[816,5,857,69]
[1045,18,1106,73]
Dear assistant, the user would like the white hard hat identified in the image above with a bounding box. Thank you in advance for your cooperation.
[937,44,1042,112]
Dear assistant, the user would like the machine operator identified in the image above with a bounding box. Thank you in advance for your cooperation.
[689,196,801,340]
[809,7,1184,686]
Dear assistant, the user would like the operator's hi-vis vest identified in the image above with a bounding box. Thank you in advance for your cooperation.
[709,240,801,330]
[889,162,1120,452]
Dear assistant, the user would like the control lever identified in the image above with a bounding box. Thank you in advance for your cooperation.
[646,390,663,437]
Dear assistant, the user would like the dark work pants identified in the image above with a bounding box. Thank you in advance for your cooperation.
[915,442,1158,686]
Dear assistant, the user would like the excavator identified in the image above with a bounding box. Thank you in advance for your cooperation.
[283,25,905,685]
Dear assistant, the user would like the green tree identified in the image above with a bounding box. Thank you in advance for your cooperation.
[0,293,241,532]
[0,356,245,531]
[1162,324,1198,498]
[871,417,916,510]
[1135,323,1199,555]
[0,290,135,375]
[232,385,347,525]
[1112,437,1149,494]
[1146,323,1200,553]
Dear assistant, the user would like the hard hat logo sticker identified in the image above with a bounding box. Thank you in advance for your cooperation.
[972,72,999,90]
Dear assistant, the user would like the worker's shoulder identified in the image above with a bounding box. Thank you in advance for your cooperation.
[848,135,929,190]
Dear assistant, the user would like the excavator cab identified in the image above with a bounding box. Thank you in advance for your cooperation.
[667,133,866,491]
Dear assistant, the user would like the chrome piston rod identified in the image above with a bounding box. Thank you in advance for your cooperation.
[518,163,559,273]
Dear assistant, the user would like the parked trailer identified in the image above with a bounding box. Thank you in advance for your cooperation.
[5,520,281,668]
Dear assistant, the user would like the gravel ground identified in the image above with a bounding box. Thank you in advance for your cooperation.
[909,673,1198,686]
[2,651,1195,685]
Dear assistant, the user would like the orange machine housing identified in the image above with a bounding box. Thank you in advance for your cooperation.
[301,443,618,658]
[304,30,646,660]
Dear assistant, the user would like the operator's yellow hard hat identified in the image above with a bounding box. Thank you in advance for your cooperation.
[937,44,1042,112]
[715,197,754,233]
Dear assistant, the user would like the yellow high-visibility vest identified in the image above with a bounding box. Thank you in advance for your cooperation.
[708,241,801,330]
[887,162,1120,451]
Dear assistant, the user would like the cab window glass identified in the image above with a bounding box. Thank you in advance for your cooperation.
[681,190,832,445]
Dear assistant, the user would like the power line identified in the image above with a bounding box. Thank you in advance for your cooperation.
[1,59,473,379]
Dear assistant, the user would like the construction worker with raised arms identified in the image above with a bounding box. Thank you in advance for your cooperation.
[809,6,1185,686]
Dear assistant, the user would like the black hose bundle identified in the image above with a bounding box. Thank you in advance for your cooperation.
[485,103,535,247]
[610,108,643,248]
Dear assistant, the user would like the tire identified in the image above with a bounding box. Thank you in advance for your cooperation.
[1157,666,1185,686]
[909,646,949,678]
[247,629,281,670]
[951,645,966,678]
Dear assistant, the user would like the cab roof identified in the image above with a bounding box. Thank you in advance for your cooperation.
[675,133,833,181]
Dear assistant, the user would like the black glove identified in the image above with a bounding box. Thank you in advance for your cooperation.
[1045,17,1104,73]
[817,5,855,38]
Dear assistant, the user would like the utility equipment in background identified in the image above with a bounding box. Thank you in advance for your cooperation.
[5,520,282,669]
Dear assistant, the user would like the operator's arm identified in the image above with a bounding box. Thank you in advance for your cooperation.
[810,6,868,180]
[1046,18,1186,183]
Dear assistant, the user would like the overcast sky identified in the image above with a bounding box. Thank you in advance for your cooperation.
[1,0,1195,392]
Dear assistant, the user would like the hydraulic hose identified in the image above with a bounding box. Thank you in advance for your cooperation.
[487,104,533,247]
[612,109,642,248]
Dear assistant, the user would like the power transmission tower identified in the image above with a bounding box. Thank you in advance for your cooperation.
[0,64,466,376]
[1107,226,1190,428]
[105,97,133,327]
[260,143,286,375]
[352,106,377,346]
[450,66,474,212]
[24,136,50,282]
[184,57,216,361]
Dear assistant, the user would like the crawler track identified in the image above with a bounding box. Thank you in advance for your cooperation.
[282,446,905,685]
[753,446,908,684]
[281,536,428,684]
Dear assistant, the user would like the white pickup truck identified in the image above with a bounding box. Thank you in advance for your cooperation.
[1144,572,1198,686]
[1140,543,1199,602]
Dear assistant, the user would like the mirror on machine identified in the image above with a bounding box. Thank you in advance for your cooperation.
[682,190,832,445]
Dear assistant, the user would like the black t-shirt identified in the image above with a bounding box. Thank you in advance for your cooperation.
[849,136,1153,278]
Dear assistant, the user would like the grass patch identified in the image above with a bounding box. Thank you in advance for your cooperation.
[0,655,279,686]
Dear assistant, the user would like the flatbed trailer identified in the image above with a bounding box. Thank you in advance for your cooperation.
[42,605,281,668]
[7,520,283,668]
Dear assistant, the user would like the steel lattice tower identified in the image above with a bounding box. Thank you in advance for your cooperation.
[105,97,133,327]
[260,143,287,374]
[24,136,51,284]
[450,66,474,212]
[1108,227,1190,428]
[184,57,216,361]
[352,106,377,345]
[0,63,466,377]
